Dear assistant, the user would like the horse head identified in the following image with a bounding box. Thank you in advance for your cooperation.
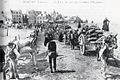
[105,33,118,49]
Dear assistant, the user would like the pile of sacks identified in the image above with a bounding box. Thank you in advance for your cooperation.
[82,24,103,43]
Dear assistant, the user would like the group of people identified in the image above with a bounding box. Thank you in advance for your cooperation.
[0,17,111,80]
[43,17,111,74]
[63,29,79,49]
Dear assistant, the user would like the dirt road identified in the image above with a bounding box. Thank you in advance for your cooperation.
[11,30,120,80]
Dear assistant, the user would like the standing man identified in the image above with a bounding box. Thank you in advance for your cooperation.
[44,32,50,47]
[0,46,5,80]
[47,40,57,73]
[59,31,63,42]
[102,18,110,31]
[78,21,81,28]
[69,30,75,49]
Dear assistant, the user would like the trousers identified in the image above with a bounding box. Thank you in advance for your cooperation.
[49,52,57,73]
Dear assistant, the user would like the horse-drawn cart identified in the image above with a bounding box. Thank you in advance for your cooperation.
[78,23,104,55]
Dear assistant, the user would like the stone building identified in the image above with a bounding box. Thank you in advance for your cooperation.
[10,10,22,23]
[28,10,41,24]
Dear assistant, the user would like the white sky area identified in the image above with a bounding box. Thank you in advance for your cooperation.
[1,0,120,25]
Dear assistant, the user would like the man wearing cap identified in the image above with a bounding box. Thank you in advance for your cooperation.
[6,42,20,79]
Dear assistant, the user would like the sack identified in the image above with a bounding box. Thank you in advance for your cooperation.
[95,30,103,34]
[87,33,97,38]
[86,29,95,35]
[97,34,103,37]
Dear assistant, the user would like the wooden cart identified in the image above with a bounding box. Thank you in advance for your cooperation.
[78,23,103,55]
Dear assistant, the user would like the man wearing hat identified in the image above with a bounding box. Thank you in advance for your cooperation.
[6,42,20,79]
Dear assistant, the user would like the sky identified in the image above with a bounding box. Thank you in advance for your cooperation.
[2,0,120,24]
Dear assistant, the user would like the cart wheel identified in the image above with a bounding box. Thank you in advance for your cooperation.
[79,34,85,55]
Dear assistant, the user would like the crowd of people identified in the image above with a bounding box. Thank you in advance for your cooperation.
[43,17,111,74]
[0,17,111,80]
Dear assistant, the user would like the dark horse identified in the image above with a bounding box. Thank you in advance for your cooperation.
[97,33,118,78]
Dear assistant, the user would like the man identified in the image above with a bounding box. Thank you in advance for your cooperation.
[44,32,50,47]
[78,21,81,28]
[69,30,75,49]
[0,46,5,80]
[102,18,110,31]
[47,40,57,73]
[6,42,20,79]
[59,31,63,42]
[32,29,38,48]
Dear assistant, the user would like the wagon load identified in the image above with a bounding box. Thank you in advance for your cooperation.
[82,24,103,42]
[79,23,104,55]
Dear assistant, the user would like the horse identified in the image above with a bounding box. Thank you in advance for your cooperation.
[12,34,38,66]
[3,32,38,79]
[97,33,118,78]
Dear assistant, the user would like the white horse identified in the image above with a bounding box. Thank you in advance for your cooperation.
[3,33,38,79]
[12,34,37,66]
